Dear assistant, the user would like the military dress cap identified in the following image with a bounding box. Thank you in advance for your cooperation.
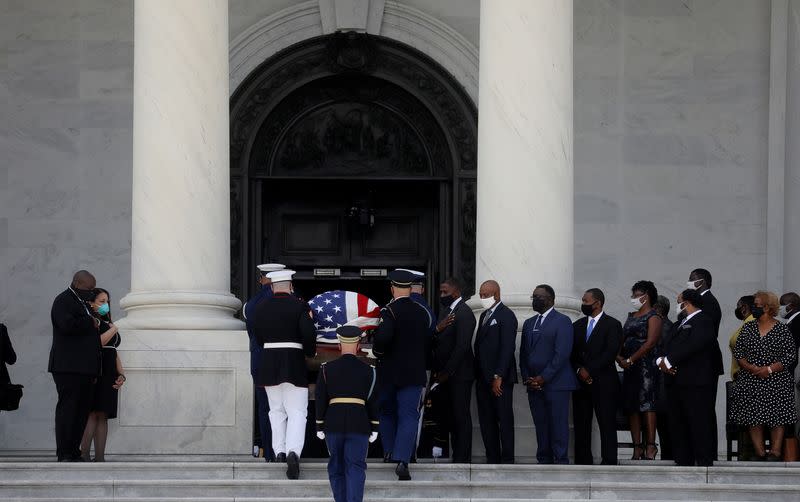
[336,325,362,343]
[257,263,286,273]
[266,269,295,283]
[396,268,425,284]
[388,269,415,287]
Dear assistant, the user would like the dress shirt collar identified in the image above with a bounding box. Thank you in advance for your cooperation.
[449,296,463,310]
[487,301,502,318]
[681,309,702,325]
[589,311,604,324]
[700,289,710,296]
[788,311,800,324]
[538,306,555,322]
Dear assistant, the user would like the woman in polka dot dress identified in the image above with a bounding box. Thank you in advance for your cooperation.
[732,290,797,461]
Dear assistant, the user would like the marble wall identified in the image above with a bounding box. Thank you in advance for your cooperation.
[0,0,778,453]
[0,0,134,450]
[573,0,771,360]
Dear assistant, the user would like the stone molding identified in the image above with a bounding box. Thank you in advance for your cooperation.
[229,0,479,103]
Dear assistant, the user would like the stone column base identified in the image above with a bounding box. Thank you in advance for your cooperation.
[108,330,252,454]
[117,291,244,331]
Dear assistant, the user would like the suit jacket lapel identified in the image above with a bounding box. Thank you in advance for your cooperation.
[528,313,544,351]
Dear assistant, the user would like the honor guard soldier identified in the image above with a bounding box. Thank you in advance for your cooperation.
[243,263,285,461]
[315,326,379,502]
[252,269,316,479]
[372,269,432,480]
[398,269,435,332]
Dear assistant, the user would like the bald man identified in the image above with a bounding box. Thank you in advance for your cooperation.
[49,270,102,461]
[473,280,518,464]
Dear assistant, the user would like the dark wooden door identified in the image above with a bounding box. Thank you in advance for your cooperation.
[262,180,438,270]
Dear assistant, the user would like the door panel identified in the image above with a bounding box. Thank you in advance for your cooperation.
[263,180,436,268]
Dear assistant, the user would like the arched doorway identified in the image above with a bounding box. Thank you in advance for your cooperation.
[230,32,477,305]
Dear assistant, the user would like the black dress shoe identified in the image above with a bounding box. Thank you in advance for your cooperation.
[286,451,300,480]
[766,453,783,462]
[395,462,411,481]
[383,452,392,463]
[275,452,287,463]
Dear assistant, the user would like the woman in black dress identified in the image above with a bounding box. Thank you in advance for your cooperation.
[733,290,797,460]
[617,280,663,460]
[80,288,126,461]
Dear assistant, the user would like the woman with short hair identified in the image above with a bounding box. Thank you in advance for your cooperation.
[617,280,663,460]
[733,290,797,460]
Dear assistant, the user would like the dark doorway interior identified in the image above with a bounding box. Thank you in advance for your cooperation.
[230,33,478,458]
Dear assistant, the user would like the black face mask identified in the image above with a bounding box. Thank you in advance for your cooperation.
[580,303,595,317]
[440,295,454,308]
[532,297,547,312]
[751,306,764,320]
[734,308,745,321]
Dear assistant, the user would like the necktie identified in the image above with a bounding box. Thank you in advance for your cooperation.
[586,318,595,341]
[482,311,491,327]
[533,315,542,331]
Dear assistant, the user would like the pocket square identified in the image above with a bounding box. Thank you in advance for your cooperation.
[680,324,692,330]
[489,319,498,326]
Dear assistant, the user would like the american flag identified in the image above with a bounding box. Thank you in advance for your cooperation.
[308,290,381,342]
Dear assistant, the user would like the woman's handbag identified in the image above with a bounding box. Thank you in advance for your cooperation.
[0,383,23,411]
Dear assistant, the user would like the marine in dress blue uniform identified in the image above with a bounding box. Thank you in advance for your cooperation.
[372,269,432,480]
[243,263,285,461]
[316,326,379,502]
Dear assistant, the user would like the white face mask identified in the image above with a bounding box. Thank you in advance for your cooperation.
[686,279,703,290]
[480,296,496,310]
[630,296,644,310]
[676,302,686,316]
[779,305,789,319]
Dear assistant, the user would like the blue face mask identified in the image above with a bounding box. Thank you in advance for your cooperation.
[97,302,110,316]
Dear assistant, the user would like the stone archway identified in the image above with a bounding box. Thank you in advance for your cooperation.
[229,33,478,300]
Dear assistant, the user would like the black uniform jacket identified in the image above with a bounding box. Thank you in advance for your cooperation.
[372,296,431,387]
[253,292,316,387]
[48,289,101,376]
[315,354,379,435]
[433,298,476,381]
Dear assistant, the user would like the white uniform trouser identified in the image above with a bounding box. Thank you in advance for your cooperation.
[266,382,308,456]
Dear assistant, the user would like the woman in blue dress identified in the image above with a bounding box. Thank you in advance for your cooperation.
[617,280,663,460]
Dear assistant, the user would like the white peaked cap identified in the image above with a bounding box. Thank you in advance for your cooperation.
[257,263,286,273]
[266,269,296,283]
[396,268,424,277]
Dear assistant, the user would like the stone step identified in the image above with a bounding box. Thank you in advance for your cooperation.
[1,479,799,501]
[2,461,800,485]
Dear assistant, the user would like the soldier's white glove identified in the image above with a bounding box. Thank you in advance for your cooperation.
[368,431,378,443]
[317,431,325,440]
[432,446,443,458]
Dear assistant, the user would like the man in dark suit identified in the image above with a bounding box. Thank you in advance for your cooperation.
[373,269,432,480]
[658,289,720,466]
[520,284,577,464]
[432,277,476,463]
[570,288,623,465]
[687,267,724,458]
[49,270,101,462]
[473,280,518,464]
[779,292,800,352]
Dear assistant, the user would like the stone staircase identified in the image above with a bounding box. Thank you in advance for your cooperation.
[1,457,799,501]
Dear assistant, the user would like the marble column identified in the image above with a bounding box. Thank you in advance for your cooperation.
[786,0,800,291]
[110,0,250,455]
[473,0,577,463]
[475,0,576,310]
[119,0,243,330]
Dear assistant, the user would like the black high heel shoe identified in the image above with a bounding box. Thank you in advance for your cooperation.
[644,442,659,460]
[631,443,644,460]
